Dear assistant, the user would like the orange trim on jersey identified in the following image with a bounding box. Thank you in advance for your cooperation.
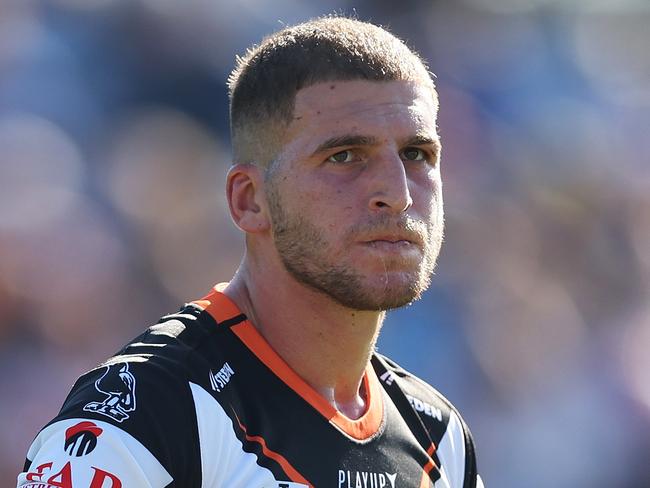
[234,412,313,487]
[191,283,242,323]
[195,285,384,441]
[419,443,438,488]
[232,320,384,441]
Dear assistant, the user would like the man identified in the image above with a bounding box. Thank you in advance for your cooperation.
[18,16,482,488]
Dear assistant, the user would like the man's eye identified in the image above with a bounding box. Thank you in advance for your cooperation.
[327,150,354,163]
[401,147,426,161]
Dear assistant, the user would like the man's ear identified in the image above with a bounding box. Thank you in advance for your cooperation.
[226,163,271,233]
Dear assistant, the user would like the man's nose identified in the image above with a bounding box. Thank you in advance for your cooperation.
[368,152,413,213]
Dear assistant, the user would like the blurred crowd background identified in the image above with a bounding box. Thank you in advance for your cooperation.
[1,0,649,486]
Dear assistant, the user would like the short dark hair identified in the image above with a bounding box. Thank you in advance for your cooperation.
[228,16,437,166]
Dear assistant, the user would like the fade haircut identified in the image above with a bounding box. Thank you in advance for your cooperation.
[227,16,437,167]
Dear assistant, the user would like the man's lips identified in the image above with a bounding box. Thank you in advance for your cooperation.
[366,238,413,245]
[360,239,422,260]
[359,233,424,254]
[361,233,423,247]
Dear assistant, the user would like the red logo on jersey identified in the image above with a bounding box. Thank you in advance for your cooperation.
[64,421,103,457]
[24,461,122,488]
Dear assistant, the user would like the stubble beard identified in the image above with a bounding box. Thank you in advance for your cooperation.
[266,182,443,311]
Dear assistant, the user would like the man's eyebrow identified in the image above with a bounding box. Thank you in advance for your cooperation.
[402,135,441,148]
[312,135,379,155]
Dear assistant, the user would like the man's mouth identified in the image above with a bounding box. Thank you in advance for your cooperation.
[363,232,422,248]
[362,236,422,255]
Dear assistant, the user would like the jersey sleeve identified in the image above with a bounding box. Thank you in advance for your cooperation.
[17,418,172,487]
[17,352,202,488]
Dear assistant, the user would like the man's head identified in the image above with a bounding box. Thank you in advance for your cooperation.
[228,16,437,167]
[226,17,443,311]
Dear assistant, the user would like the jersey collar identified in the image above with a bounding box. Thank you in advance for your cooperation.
[193,283,385,441]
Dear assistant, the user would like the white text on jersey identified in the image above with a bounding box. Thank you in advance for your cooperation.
[405,394,442,422]
[209,362,235,392]
[338,469,397,488]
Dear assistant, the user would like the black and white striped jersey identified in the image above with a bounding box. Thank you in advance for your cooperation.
[18,284,482,488]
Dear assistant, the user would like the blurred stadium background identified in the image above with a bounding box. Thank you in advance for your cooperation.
[1,0,649,486]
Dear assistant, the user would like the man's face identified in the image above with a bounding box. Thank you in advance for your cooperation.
[265,80,443,311]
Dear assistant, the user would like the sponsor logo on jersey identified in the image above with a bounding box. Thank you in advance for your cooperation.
[405,394,443,422]
[83,363,137,423]
[338,469,397,488]
[64,421,103,457]
[24,461,122,487]
[209,362,235,392]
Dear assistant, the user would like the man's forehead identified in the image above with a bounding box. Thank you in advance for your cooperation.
[293,79,437,115]
[286,80,438,144]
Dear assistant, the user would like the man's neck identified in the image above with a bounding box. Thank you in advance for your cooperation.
[223,262,385,420]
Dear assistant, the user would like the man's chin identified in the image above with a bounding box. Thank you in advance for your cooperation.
[281,257,430,311]
[328,279,426,312]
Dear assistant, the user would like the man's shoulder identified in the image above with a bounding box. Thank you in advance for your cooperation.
[79,301,232,381]
[372,352,479,488]
[61,302,230,418]
[111,302,221,363]
[17,303,234,488]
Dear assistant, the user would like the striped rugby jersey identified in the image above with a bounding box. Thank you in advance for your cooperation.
[18,285,482,488]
